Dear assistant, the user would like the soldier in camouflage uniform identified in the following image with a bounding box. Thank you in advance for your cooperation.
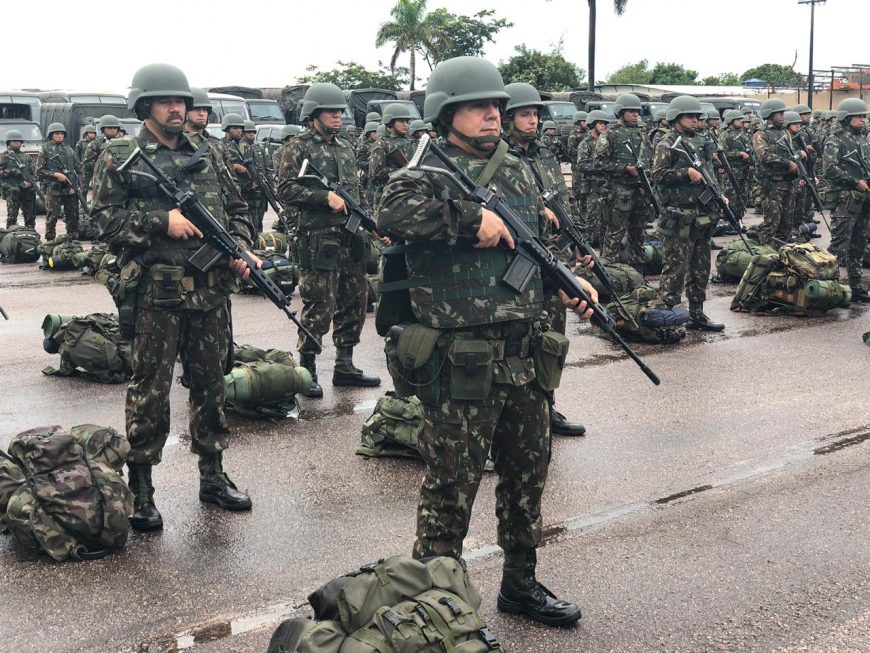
[539,120,561,158]
[791,104,821,224]
[242,120,273,233]
[502,81,586,437]
[0,131,38,228]
[83,115,123,196]
[593,93,653,269]
[566,110,588,219]
[823,98,870,301]
[91,64,255,531]
[648,109,670,148]
[408,119,428,142]
[378,56,591,628]
[718,109,753,220]
[752,99,800,246]
[652,96,724,331]
[357,121,379,208]
[277,83,380,397]
[36,123,81,241]
[270,124,303,234]
[576,110,611,245]
[75,125,97,178]
[706,110,721,141]
[369,103,415,207]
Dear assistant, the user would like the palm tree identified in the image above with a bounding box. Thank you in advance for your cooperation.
[588,0,628,91]
[375,0,432,91]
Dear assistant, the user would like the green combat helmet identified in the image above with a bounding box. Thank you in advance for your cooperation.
[363,121,379,136]
[381,103,414,126]
[812,110,823,120]
[654,109,667,122]
[4,129,24,144]
[542,120,557,132]
[82,124,97,135]
[586,110,611,126]
[127,63,193,120]
[836,98,868,122]
[760,98,787,120]
[792,104,812,116]
[190,87,212,110]
[408,119,427,135]
[504,82,544,115]
[706,109,720,122]
[665,95,703,122]
[46,122,67,138]
[783,111,803,127]
[281,124,302,141]
[573,110,588,124]
[98,115,121,130]
[423,56,510,124]
[300,83,346,121]
[824,110,837,120]
[722,109,743,125]
[365,111,382,124]
[243,120,256,132]
[376,124,386,137]
[613,93,642,116]
[424,122,434,131]
[221,113,246,131]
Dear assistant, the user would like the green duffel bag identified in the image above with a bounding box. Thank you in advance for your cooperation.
[41,313,132,384]
[225,345,312,419]
[357,392,423,460]
[731,253,783,312]
[72,243,113,275]
[0,225,41,263]
[77,215,100,241]
[575,259,644,302]
[243,249,298,296]
[763,272,851,314]
[0,449,26,517]
[714,239,777,283]
[37,236,85,270]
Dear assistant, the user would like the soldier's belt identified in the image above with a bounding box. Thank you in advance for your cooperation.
[181,270,218,291]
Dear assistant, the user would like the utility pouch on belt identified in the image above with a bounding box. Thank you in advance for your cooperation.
[295,234,311,270]
[349,234,370,263]
[315,236,341,271]
[448,337,494,401]
[847,190,866,213]
[385,323,443,405]
[657,207,683,237]
[106,261,142,338]
[148,264,186,308]
[533,329,570,391]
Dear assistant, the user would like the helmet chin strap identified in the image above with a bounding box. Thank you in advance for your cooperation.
[448,126,501,151]
[510,124,537,143]
[314,117,340,136]
[147,118,184,136]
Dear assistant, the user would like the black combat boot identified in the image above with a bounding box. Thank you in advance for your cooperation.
[332,346,381,387]
[127,463,163,531]
[850,288,870,303]
[550,409,586,436]
[299,353,323,398]
[497,549,582,627]
[198,452,252,511]
[688,302,725,331]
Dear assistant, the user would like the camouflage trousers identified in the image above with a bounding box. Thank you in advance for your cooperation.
[45,192,79,240]
[126,302,231,465]
[658,217,714,306]
[585,186,608,245]
[829,191,870,290]
[297,231,369,354]
[5,188,36,228]
[602,184,650,268]
[244,191,266,234]
[758,182,796,247]
[413,334,550,559]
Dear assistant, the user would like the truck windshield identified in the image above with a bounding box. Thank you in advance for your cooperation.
[248,102,284,122]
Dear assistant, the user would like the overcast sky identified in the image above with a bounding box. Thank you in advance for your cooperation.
[2,0,861,91]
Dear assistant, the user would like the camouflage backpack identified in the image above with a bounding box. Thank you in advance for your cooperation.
[357,392,423,460]
[0,225,41,263]
[576,260,644,302]
[242,249,298,296]
[1,425,133,561]
[607,286,690,344]
[41,312,133,384]
[777,242,839,280]
[256,231,290,255]
[37,236,85,270]
[72,243,114,275]
[713,239,777,283]
[267,555,503,653]
[225,345,312,419]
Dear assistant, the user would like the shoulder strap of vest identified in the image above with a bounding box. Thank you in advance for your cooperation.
[476,139,509,187]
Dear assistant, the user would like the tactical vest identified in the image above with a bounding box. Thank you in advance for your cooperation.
[404,154,544,329]
[609,124,648,185]
[297,131,359,230]
[825,130,870,191]
[42,143,77,193]
[757,126,792,181]
[657,134,706,207]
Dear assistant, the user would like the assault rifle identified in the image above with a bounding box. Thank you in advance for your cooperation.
[778,135,831,231]
[624,141,661,220]
[522,158,640,329]
[7,154,45,204]
[118,145,321,353]
[297,159,380,237]
[671,136,755,255]
[50,153,89,214]
[241,153,289,231]
[708,135,748,219]
[793,131,817,178]
[844,148,870,183]
[407,134,660,385]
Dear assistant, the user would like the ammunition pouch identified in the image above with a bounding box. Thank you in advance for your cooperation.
[846,190,867,213]
[384,323,445,406]
[146,264,186,308]
[447,337,494,401]
[106,261,142,338]
[532,329,570,391]
[314,235,341,271]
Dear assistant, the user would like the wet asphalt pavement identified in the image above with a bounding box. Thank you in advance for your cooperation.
[0,207,868,653]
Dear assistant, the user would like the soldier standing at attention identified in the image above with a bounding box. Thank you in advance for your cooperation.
[91,63,256,530]
[753,99,799,247]
[593,93,652,269]
[221,113,261,232]
[566,111,589,162]
[243,119,272,233]
[36,123,81,241]
[357,121,379,207]
[83,115,123,193]
[651,96,724,332]
[718,109,753,221]
[502,81,587,438]
[369,103,414,207]
[75,125,97,169]
[648,110,670,148]
[823,99,870,302]
[0,131,38,228]
[277,83,380,397]
[567,110,589,222]
[378,56,595,628]
[576,110,611,245]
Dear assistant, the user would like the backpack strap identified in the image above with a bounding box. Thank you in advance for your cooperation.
[348,628,394,653]
[475,139,509,188]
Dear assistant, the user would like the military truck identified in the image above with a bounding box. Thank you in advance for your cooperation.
[39,92,133,145]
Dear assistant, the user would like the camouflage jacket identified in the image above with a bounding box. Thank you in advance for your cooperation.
[83,137,110,185]
[276,128,364,231]
[91,128,252,310]
[648,126,670,149]
[377,139,547,329]
[75,137,94,162]
[822,125,870,193]
[651,130,707,208]
[576,133,602,185]
[592,122,651,188]
[222,137,258,194]
[752,124,794,181]
[566,128,588,163]
[247,140,274,185]
[36,141,81,196]
[369,132,413,189]
[0,148,36,191]
[718,126,752,173]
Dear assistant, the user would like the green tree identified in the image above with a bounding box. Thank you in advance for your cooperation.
[499,44,586,91]
[701,72,742,86]
[422,9,512,66]
[606,59,653,84]
[649,62,698,85]
[741,63,804,88]
[375,0,433,90]
[298,61,406,91]
[588,0,629,91]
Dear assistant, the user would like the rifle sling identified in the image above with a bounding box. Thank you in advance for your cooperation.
[476,139,509,188]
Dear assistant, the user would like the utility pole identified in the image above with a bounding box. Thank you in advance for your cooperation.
[799,0,825,109]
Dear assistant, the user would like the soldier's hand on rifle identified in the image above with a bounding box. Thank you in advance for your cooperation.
[233,163,248,175]
[687,168,704,184]
[54,172,69,184]
[739,152,751,160]
[376,233,392,246]
[327,191,347,214]
[22,181,31,189]
[625,165,639,178]
[559,277,597,321]
[576,254,594,270]
[543,207,559,230]
[799,150,807,161]
[857,179,869,193]
[230,252,262,280]
[475,208,514,250]
[788,161,798,174]
[167,208,204,240]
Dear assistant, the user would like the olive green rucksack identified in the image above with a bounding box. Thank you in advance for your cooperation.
[256,231,290,255]
[242,249,298,296]
[607,286,689,344]
[267,555,503,653]
[1,425,133,561]
[37,236,85,270]
[616,237,662,275]
[777,242,839,281]
[576,260,644,302]
[0,225,41,263]
[41,313,133,384]
[224,346,312,420]
[72,243,114,275]
[357,392,423,460]
[714,239,778,283]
